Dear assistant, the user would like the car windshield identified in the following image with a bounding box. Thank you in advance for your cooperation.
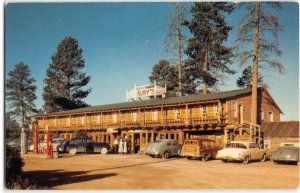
[226,143,247,149]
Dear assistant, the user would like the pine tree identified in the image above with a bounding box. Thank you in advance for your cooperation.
[6,62,37,128]
[185,2,235,94]
[5,112,20,140]
[149,59,178,97]
[164,3,189,96]
[236,66,264,88]
[236,2,283,124]
[43,36,91,113]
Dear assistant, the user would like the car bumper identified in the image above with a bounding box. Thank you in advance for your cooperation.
[145,151,160,156]
[180,153,201,158]
[216,156,243,161]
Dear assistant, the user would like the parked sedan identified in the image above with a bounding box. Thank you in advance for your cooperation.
[270,141,299,165]
[61,137,110,155]
[216,141,267,164]
[145,139,182,159]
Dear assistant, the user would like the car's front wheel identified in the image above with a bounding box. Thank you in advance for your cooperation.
[163,151,170,159]
[243,156,250,164]
[100,147,108,155]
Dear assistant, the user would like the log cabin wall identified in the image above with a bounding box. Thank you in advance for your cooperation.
[33,88,282,150]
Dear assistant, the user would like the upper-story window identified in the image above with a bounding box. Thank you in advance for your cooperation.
[96,114,101,124]
[261,111,264,121]
[269,112,273,122]
[112,113,118,123]
[214,104,219,115]
[67,117,70,126]
[152,110,158,121]
[200,106,207,116]
[81,116,85,125]
[131,111,137,122]
[233,101,237,118]
[174,108,180,120]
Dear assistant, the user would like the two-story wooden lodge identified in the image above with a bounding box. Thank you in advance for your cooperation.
[32,87,282,152]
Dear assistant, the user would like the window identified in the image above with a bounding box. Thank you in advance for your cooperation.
[131,112,137,122]
[174,108,180,120]
[269,112,273,122]
[250,143,258,149]
[233,101,237,118]
[261,111,264,121]
[214,104,219,115]
[200,106,207,116]
[112,113,118,123]
[81,116,85,124]
[152,110,158,121]
[96,115,100,124]
[67,117,70,126]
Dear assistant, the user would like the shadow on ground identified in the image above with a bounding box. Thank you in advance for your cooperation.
[24,170,117,188]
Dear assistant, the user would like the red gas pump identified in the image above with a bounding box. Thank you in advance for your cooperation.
[43,126,53,157]
[32,121,39,154]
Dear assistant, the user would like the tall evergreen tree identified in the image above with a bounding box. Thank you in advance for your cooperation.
[43,36,91,113]
[236,2,283,124]
[149,60,178,97]
[185,2,235,94]
[164,3,189,96]
[236,66,264,88]
[6,62,37,128]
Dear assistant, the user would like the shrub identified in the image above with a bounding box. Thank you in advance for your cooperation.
[5,145,24,189]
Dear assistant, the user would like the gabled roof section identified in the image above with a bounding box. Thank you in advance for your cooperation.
[261,121,299,137]
[33,87,281,117]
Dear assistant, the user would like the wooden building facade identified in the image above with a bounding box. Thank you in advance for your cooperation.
[261,121,299,152]
[32,87,282,152]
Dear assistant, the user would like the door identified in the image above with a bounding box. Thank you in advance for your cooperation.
[239,105,244,124]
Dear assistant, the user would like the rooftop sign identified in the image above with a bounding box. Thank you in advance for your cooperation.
[126,81,167,101]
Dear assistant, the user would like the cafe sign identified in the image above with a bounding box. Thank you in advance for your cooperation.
[126,81,167,101]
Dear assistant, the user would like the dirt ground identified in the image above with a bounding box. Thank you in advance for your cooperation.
[22,153,299,190]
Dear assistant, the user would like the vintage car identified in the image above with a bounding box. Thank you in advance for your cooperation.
[216,141,267,164]
[145,139,182,159]
[61,137,110,155]
[270,141,299,165]
[180,138,222,161]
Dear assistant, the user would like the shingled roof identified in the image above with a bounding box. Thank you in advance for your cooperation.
[261,121,299,137]
[34,87,277,117]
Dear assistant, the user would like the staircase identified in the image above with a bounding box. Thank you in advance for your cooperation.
[228,122,263,147]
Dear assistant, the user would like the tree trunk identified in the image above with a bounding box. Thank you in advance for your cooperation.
[20,105,25,128]
[203,43,208,95]
[251,2,260,125]
[176,2,183,97]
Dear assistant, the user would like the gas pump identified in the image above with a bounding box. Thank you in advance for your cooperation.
[43,126,53,157]
[32,121,39,154]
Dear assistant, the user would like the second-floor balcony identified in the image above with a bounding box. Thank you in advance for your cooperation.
[39,113,224,131]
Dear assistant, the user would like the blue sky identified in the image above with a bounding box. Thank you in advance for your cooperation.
[5,2,299,121]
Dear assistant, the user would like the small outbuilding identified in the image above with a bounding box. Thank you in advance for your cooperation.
[261,121,299,152]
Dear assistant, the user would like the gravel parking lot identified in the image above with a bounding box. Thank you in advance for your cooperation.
[22,154,299,190]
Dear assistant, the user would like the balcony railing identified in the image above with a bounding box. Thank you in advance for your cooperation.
[38,114,222,130]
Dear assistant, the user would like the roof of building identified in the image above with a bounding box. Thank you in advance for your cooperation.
[261,121,299,137]
[34,87,281,117]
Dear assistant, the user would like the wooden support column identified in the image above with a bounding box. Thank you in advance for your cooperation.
[151,130,154,143]
[131,133,135,154]
[146,130,149,145]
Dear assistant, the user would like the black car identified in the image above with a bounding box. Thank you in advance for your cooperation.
[61,137,110,155]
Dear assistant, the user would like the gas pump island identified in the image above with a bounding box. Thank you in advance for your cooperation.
[32,121,53,158]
